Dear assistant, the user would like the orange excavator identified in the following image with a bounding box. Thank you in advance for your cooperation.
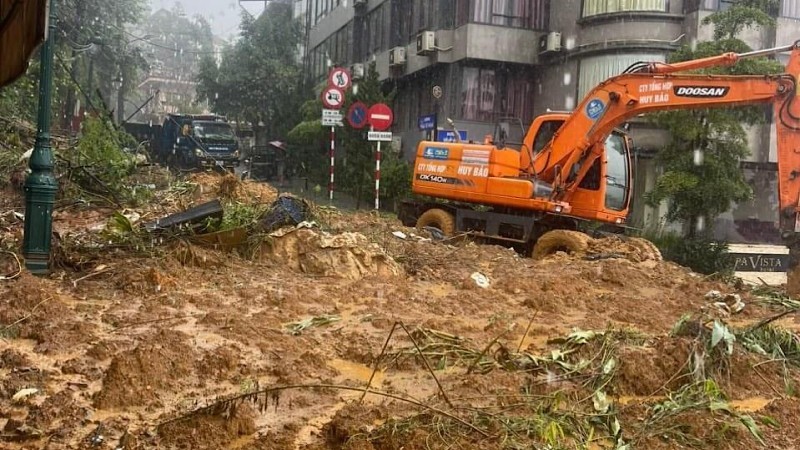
[397,40,800,260]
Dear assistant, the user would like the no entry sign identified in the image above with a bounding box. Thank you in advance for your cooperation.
[368,103,393,131]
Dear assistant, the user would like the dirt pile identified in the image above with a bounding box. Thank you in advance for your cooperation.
[95,329,196,409]
[157,402,257,449]
[266,228,402,280]
[189,172,277,205]
[2,175,800,449]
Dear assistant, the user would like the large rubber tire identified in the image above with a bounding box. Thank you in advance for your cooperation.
[531,230,591,260]
[628,237,663,262]
[416,208,456,237]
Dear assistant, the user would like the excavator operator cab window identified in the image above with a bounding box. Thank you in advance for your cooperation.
[604,132,630,211]
[493,117,526,151]
[532,120,565,154]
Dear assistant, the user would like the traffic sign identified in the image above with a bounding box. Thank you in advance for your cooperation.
[322,117,343,126]
[322,109,344,126]
[347,101,368,129]
[368,103,393,131]
[368,131,393,142]
[322,87,345,109]
[437,130,467,142]
[418,114,436,131]
[328,67,351,91]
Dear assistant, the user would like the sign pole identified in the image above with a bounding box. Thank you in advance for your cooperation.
[329,126,335,202]
[374,126,381,210]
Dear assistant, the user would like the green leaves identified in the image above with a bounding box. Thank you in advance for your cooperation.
[648,14,781,231]
[701,0,779,41]
[196,2,304,137]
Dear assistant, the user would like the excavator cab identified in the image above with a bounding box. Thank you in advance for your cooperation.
[492,117,526,151]
[523,115,632,223]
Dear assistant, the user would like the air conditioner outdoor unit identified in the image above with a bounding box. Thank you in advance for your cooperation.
[351,63,365,80]
[389,46,406,66]
[538,31,562,54]
[416,30,436,55]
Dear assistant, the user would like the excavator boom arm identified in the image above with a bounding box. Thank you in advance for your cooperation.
[533,41,800,233]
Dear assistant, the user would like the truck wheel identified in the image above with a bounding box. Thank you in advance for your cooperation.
[628,237,663,262]
[416,208,455,238]
[532,230,591,259]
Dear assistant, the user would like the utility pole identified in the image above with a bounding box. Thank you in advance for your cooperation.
[23,0,58,274]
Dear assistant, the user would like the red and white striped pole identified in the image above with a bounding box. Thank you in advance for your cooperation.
[329,126,335,202]
[374,130,381,210]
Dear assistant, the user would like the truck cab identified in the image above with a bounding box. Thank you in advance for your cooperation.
[161,114,241,171]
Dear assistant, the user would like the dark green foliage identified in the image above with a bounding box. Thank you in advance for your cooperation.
[285,62,409,209]
[63,116,146,205]
[379,155,412,211]
[647,231,734,275]
[195,3,305,138]
[338,62,397,208]
[646,1,784,234]
[701,0,779,40]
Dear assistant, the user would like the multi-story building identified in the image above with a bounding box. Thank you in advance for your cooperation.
[303,0,800,237]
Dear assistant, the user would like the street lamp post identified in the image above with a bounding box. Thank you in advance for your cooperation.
[113,73,124,124]
[23,0,58,274]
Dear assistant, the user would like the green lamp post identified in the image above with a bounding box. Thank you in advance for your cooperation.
[23,0,58,274]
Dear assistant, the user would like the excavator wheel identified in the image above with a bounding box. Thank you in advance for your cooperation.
[416,208,456,238]
[531,230,592,260]
[627,237,663,262]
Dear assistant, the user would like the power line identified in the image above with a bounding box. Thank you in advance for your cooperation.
[114,25,229,56]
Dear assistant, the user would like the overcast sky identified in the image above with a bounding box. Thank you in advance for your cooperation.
[149,0,268,40]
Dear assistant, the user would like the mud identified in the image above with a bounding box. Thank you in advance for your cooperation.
[0,172,799,449]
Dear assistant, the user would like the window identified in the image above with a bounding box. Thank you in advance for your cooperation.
[782,0,800,18]
[370,8,383,52]
[390,0,414,45]
[461,67,533,122]
[696,0,734,10]
[604,132,629,211]
[578,52,665,98]
[582,0,667,18]
[461,67,496,121]
[532,120,564,154]
[471,0,549,29]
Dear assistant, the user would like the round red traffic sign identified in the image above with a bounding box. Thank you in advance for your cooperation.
[368,103,393,131]
[328,67,351,91]
[321,87,345,109]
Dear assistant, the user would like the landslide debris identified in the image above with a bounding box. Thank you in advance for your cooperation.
[1,171,800,450]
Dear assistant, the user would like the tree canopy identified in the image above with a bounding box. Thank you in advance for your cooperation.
[645,0,784,234]
[196,3,305,138]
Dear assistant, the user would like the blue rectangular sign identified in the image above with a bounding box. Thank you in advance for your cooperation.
[422,147,449,160]
[418,114,436,131]
[437,130,467,143]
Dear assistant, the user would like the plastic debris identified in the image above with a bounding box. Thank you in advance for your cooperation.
[12,388,38,403]
[705,290,745,314]
[260,194,311,233]
[392,231,408,240]
[471,272,490,289]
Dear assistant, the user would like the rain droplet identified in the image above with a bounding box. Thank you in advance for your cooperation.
[693,149,704,165]
[696,216,706,233]
[565,36,576,50]
[563,72,572,85]
[565,96,576,110]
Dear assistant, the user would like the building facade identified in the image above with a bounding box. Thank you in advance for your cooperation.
[303,0,800,241]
